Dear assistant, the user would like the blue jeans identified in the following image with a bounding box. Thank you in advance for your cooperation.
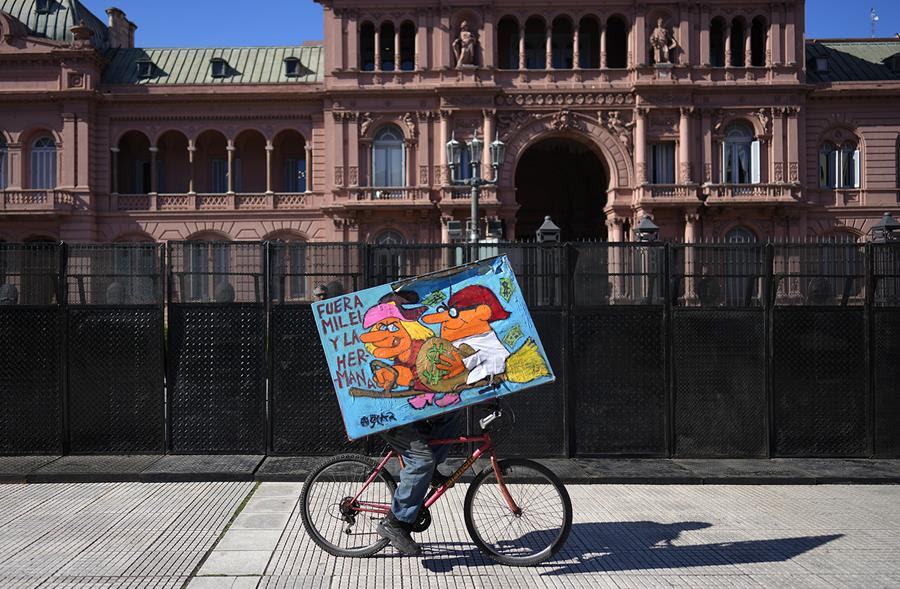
[380,411,461,523]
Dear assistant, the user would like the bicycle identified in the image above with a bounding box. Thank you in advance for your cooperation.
[299,400,573,566]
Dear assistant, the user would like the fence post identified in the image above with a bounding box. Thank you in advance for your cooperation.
[159,243,169,455]
[564,243,575,457]
[664,242,674,457]
[864,241,875,457]
[58,240,69,456]
[165,242,173,453]
[764,242,775,458]
[264,240,273,456]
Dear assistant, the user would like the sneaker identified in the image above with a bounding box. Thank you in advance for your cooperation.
[376,514,421,556]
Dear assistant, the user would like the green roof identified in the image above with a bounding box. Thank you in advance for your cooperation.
[0,0,108,48]
[806,39,900,83]
[101,45,324,85]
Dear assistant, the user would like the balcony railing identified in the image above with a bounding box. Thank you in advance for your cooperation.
[0,189,75,212]
[348,187,432,203]
[115,192,314,212]
[639,184,701,202]
[439,185,499,203]
[704,183,801,202]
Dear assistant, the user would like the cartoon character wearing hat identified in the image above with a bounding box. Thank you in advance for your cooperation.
[422,285,512,393]
[359,292,455,410]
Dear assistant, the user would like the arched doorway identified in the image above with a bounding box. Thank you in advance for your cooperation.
[514,137,608,241]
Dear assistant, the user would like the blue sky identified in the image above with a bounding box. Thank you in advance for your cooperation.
[80,0,898,48]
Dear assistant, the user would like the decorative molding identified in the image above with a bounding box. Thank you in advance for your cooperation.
[402,112,419,140]
[703,163,712,183]
[774,162,784,183]
[679,162,693,184]
[334,166,344,187]
[496,111,539,141]
[419,165,429,185]
[549,110,584,132]
[494,92,635,108]
[348,166,358,187]
[598,111,634,154]
[358,112,375,136]
[788,162,799,183]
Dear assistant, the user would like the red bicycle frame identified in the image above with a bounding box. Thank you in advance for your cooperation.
[350,430,521,516]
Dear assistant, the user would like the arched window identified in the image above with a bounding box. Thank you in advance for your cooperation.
[497,17,519,70]
[730,18,746,67]
[606,16,628,68]
[551,16,573,69]
[399,21,416,71]
[578,17,600,69]
[524,17,546,69]
[710,17,726,67]
[0,136,7,190]
[820,139,860,188]
[722,123,759,184]
[360,22,376,71]
[726,226,757,243]
[30,136,57,189]
[372,126,405,187]
[380,22,395,71]
[751,17,767,67]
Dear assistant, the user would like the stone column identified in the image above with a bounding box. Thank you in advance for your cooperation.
[374,27,381,71]
[439,110,450,184]
[699,5,710,65]
[362,140,373,186]
[683,209,700,305]
[724,21,732,66]
[110,147,119,194]
[600,23,607,68]
[482,110,495,176]
[76,113,89,190]
[545,23,552,69]
[784,5,796,64]
[744,25,752,66]
[149,146,158,194]
[518,27,526,69]
[700,110,712,184]
[634,10,646,65]
[634,108,648,184]
[404,140,414,186]
[679,107,693,183]
[786,107,799,183]
[226,141,235,194]
[770,6,782,65]
[394,28,401,71]
[347,16,358,70]
[265,142,274,194]
[440,214,452,244]
[483,10,495,69]
[679,6,691,65]
[187,142,196,194]
[61,113,76,189]
[606,215,626,302]
[415,14,426,70]
[772,109,785,183]
[573,23,580,69]
[305,142,313,192]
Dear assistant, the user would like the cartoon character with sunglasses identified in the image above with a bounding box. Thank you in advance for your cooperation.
[421,285,512,400]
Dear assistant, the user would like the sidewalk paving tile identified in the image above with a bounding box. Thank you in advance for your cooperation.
[188,577,260,589]
[215,529,284,552]
[197,549,272,576]
[0,455,60,482]
[230,511,293,530]
[26,455,164,483]
[242,496,298,514]
[140,455,264,482]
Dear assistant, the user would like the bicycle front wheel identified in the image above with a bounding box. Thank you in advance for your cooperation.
[464,458,572,566]
[300,454,396,558]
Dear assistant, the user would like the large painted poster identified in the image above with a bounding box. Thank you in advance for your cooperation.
[312,255,555,440]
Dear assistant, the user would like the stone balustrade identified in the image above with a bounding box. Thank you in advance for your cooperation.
[0,189,75,212]
[704,183,801,203]
[115,192,315,212]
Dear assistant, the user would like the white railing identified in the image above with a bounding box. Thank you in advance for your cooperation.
[350,187,431,202]
[116,192,314,211]
[641,184,701,200]
[440,185,499,202]
[705,183,801,200]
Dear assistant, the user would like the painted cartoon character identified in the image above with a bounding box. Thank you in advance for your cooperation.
[422,285,512,405]
[359,292,453,410]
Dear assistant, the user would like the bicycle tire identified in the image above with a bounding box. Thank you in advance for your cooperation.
[463,458,572,567]
[300,453,397,558]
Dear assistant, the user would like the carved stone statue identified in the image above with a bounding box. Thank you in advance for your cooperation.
[650,18,677,65]
[453,21,478,68]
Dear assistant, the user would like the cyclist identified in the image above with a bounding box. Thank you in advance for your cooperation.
[376,410,461,556]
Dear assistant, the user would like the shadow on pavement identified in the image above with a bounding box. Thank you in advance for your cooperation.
[419,521,842,575]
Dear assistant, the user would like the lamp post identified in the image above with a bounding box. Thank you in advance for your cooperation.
[446,132,506,243]
[634,214,660,242]
[870,211,900,243]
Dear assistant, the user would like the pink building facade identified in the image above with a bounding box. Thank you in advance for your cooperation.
[0,0,898,246]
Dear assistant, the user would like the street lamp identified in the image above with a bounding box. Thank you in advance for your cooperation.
[870,211,900,243]
[634,214,660,242]
[447,132,506,242]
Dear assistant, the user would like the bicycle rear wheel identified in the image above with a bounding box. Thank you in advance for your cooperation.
[300,453,396,558]
[464,458,572,566]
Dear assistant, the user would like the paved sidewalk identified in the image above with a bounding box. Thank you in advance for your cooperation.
[0,481,898,588]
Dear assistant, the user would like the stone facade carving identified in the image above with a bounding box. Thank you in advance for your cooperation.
[403,112,419,140]
[774,162,785,183]
[599,110,634,154]
[334,166,344,187]
[453,21,478,68]
[549,110,583,132]
[348,166,358,186]
[650,18,677,64]
[496,111,538,141]
[495,92,634,107]
[358,112,375,136]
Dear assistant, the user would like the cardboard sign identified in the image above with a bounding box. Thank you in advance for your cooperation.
[312,255,556,439]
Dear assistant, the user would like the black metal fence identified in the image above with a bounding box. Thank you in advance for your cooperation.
[1,241,898,457]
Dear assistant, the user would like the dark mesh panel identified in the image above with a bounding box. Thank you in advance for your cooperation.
[497,311,566,457]
[167,305,266,453]
[571,307,666,455]
[0,308,62,453]
[874,309,900,456]
[673,309,767,457]
[773,307,867,456]
[270,305,363,455]
[67,308,164,453]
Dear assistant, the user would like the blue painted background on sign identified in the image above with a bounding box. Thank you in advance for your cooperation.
[312,256,556,440]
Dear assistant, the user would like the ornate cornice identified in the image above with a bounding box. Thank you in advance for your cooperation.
[494,92,635,108]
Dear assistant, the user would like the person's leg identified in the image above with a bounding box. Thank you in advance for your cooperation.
[427,410,462,467]
[380,424,436,524]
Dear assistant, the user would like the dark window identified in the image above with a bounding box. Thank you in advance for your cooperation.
[710,18,726,67]
[136,60,154,79]
[497,17,519,69]
[399,22,416,71]
[649,143,675,184]
[606,16,628,69]
[0,137,7,190]
[35,0,52,14]
[751,17,767,67]
[360,22,376,71]
[284,57,301,77]
[380,22,396,71]
[730,18,746,67]
[210,58,227,78]
[578,17,600,68]
[524,17,546,69]
[551,17,573,69]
